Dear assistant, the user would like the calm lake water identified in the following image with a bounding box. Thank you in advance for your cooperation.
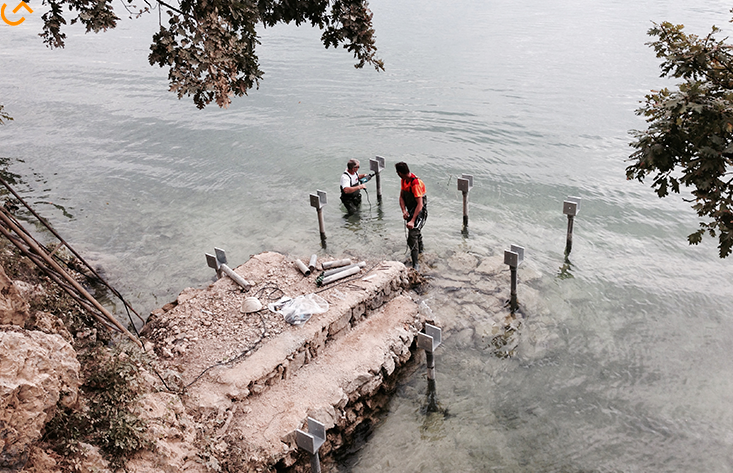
[3,0,733,470]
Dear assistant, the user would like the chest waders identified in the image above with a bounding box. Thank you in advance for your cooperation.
[402,186,427,268]
[340,171,362,215]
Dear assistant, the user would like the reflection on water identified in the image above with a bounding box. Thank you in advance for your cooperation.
[557,256,575,280]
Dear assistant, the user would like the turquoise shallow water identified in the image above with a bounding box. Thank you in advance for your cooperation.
[2,0,733,470]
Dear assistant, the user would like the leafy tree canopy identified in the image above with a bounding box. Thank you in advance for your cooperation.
[39,0,384,108]
[628,18,733,257]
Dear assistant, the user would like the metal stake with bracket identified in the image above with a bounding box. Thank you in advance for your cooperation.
[295,417,326,473]
[504,244,525,312]
[310,190,328,248]
[205,248,252,290]
[417,323,443,413]
[371,156,386,203]
[563,196,581,255]
[457,174,474,232]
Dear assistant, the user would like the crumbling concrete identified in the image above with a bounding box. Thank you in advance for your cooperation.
[140,252,425,471]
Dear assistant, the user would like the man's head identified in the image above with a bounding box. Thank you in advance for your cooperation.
[395,161,410,178]
[347,159,360,172]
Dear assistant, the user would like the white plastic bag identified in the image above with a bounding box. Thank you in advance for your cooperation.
[268,293,329,325]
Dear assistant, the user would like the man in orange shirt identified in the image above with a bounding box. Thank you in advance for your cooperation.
[396,162,427,271]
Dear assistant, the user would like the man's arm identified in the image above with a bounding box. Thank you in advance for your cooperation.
[344,184,365,194]
[342,174,365,194]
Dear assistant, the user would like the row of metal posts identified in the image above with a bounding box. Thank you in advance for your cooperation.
[290,159,580,471]
[308,161,582,311]
[215,175,582,317]
[294,187,583,471]
[311,163,475,245]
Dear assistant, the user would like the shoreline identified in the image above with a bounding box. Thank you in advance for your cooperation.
[0,243,431,472]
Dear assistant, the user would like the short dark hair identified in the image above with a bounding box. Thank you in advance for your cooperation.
[347,159,360,170]
[395,162,410,175]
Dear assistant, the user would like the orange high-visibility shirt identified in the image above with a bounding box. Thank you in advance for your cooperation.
[401,173,426,199]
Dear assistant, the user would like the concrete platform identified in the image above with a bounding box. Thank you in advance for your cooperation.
[141,252,424,471]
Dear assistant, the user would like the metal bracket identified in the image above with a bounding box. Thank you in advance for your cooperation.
[563,196,581,216]
[310,190,327,209]
[504,244,525,268]
[206,247,229,271]
[417,323,442,352]
[206,253,220,272]
[205,248,252,289]
[457,174,474,193]
[370,156,385,174]
[295,417,326,454]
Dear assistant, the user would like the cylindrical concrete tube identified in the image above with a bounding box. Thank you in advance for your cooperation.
[308,254,318,271]
[321,261,366,278]
[295,259,311,276]
[322,258,351,269]
[320,265,360,285]
[220,264,252,290]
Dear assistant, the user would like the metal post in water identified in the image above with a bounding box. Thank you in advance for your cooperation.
[371,156,386,204]
[565,215,574,255]
[317,209,326,246]
[457,174,474,233]
[206,248,252,290]
[417,323,443,413]
[310,190,328,248]
[562,196,581,255]
[510,266,517,310]
[425,350,436,381]
[295,417,326,473]
[503,245,524,313]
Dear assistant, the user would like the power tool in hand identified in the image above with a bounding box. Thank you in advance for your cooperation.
[359,173,375,184]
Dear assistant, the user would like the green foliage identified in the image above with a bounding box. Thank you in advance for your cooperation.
[83,344,151,464]
[44,343,152,471]
[0,105,12,124]
[628,18,733,258]
[39,0,383,109]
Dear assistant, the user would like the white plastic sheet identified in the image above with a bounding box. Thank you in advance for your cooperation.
[268,293,329,325]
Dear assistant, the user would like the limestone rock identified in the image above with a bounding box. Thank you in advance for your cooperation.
[475,255,505,275]
[19,446,60,473]
[0,267,30,327]
[29,311,72,342]
[76,443,111,473]
[447,252,479,272]
[126,392,206,473]
[0,326,80,471]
